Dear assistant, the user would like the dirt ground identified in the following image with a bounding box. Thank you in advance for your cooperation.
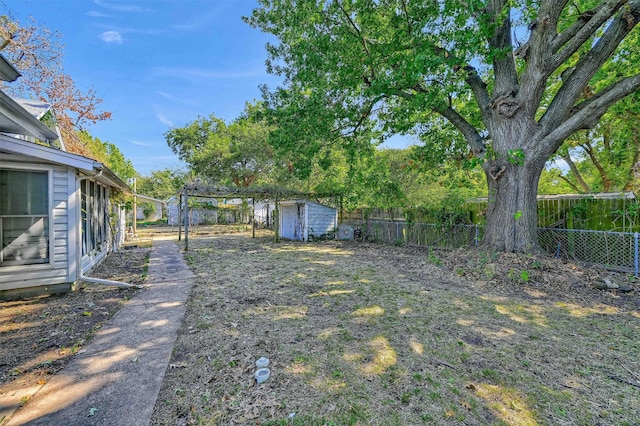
[0,245,150,413]
[149,231,639,425]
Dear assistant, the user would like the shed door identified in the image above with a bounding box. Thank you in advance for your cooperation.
[281,204,305,240]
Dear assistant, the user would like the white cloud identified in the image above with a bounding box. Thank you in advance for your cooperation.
[130,140,152,147]
[155,91,201,107]
[87,10,109,17]
[94,0,150,12]
[100,31,124,44]
[95,23,162,37]
[156,114,174,127]
[171,8,222,32]
[156,91,181,102]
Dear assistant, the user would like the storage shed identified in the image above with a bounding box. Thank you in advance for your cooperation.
[279,200,338,241]
[135,194,165,221]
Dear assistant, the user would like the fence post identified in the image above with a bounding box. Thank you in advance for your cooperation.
[475,225,479,246]
[184,191,189,251]
[635,232,639,277]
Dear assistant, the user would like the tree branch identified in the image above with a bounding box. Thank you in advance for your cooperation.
[512,0,569,116]
[541,1,640,132]
[550,2,608,54]
[548,0,625,71]
[336,1,370,58]
[438,106,486,158]
[388,82,487,154]
[580,141,612,191]
[562,152,591,192]
[485,0,518,94]
[623,129,640,190]
[399,0,413,36]
[541,73,640,155]
[558,174,584,193]
[462,66,492,126]
[335,1,376,83]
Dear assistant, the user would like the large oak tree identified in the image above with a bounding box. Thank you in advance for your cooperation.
[247,0,640,252]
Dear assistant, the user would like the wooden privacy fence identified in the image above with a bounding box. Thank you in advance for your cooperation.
[467,192,640,232]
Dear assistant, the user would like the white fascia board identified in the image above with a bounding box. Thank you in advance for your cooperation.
[0,134,95,171]
[98,165,131,192]
[279,199,307,206]
[1,135,132,193]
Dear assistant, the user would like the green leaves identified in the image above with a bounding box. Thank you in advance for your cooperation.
[164,104,275,187]
[77,131,136,181]
[507,149,525,166]
[247,0,640,252]
[136,168,187,200]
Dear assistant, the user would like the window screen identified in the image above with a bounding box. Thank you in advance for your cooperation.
[0,170,49,266]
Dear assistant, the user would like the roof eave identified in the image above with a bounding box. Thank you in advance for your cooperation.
[0,91,58,141]
[0,54,20,82]
[90,162,132,192]
[0,134,94,169]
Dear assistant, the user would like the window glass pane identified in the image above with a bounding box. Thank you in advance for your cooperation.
[0,169,50,266]
[1,217,49,265]
[0,170,48,215]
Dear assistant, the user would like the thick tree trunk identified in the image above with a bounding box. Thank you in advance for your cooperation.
[482,158,545,253]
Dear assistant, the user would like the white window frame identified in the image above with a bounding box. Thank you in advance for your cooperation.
[0,164,53,268]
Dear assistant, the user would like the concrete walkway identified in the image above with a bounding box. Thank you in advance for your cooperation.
[5,238,194,426]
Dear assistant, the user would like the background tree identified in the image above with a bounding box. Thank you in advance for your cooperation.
[247,0,640,252]
[77,131,136,182]
[165,104,275,188]
[0,14,111,155]
[136,168,189,200]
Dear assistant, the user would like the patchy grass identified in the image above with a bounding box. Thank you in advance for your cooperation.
[150,233,639,425]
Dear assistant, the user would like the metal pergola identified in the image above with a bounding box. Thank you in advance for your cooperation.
[177,183,342,250]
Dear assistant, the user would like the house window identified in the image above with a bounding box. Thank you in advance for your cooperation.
[0,169,49,266]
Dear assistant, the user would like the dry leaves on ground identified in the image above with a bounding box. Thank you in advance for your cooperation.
[150,232,639,426]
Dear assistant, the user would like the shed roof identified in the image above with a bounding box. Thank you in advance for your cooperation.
[280,199,336,209]
[135,194,167,204]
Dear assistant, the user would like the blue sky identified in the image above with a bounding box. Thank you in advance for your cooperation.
[5,0,413,176]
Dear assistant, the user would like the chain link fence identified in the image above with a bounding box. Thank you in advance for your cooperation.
[538,228,638,274]
[348,220,640,275]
